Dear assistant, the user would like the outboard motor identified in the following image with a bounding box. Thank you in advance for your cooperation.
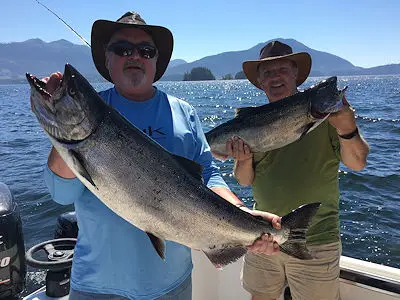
[0,182,26,299]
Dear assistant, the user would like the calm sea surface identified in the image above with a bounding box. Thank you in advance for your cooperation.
[0,76,399,293]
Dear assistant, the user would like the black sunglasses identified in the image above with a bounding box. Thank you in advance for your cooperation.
[107,41,157,59]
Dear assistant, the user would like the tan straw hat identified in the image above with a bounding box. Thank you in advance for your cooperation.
[91,11,173,83]
[243,41,312,89]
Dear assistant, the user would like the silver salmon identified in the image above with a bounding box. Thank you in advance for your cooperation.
[206,77,347,157]
[27,64,321,267]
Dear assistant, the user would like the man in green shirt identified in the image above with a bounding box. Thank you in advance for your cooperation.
[224,41,370,300]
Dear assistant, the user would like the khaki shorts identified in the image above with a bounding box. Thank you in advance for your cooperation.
[241,242,341,300]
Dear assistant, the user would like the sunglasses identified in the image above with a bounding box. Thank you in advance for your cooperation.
[107,41,157,59]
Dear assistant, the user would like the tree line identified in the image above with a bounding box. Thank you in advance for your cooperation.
[183,67,247,81]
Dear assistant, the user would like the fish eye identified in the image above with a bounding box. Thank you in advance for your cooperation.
[68,87,76,96]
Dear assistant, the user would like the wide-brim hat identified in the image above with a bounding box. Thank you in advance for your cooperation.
[91,12,173,83]
[243,41,312,89]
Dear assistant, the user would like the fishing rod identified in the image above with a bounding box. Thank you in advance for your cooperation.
[33,0,91,48]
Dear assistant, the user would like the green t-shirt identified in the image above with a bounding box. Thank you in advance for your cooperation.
[252,121,341,245]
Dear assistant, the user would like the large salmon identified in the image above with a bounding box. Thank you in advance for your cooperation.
[206,77,346,157]
[27,64,321,267]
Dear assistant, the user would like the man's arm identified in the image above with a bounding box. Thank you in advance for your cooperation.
[48,147,76,178]
[328,96,369,171]
[336,134,369,171]
[233,159,255,186]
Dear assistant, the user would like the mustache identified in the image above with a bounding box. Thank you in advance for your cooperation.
[123,60,145,70]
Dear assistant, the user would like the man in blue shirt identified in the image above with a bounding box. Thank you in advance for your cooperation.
[40,11,281,300]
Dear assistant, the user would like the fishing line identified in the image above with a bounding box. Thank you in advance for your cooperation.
[33,0,91,47]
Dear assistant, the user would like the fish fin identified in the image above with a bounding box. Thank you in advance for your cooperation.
[68,150,96,188]
[146,232,166,260]
[280,202,322,260]
[300,122,317,138]
[234,106,257,118]
[172,154,204,182]
[203,246,247,269]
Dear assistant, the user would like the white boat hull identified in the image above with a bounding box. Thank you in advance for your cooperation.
[192,251,400,300]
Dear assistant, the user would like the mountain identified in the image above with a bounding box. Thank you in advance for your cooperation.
[0,39,101,82]
[163,38,368,80]
[0,38,399,84]
[163,38,400,79]
[168,59,187,68]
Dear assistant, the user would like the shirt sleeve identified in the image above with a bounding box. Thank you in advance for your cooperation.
[188,106,229,189]
[44,165,85,205]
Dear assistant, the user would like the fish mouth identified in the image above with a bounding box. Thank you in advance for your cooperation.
[26,71,62,131]
[26,73,52,100]
[309,76,347,118]
[26,64,74,102]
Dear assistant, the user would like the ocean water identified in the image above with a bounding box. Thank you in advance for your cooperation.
[0,76,399,294]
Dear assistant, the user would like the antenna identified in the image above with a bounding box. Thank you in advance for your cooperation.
[34,0,91,48]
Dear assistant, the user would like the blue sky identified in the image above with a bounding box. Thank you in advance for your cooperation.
[2,0,399,67]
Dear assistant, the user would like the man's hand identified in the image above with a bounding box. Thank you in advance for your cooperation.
[211,136,253,162]
[239,206,281,255]
[248,233,280,255]
[45,72,63,93]
[246,208,281,230]
[30,72,63,112]
[226,136,253,162]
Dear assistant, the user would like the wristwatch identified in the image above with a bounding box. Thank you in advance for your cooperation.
[338,127,359,139]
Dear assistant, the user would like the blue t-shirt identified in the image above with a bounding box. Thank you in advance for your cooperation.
[44,87,228,299]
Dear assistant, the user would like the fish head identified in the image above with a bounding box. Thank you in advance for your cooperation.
[309,76,347,119]
[27,64,103,143]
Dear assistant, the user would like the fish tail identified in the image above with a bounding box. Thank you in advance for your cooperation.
[279,202,321,259]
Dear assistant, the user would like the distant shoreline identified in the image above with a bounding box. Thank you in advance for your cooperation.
[1,74,399,86]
